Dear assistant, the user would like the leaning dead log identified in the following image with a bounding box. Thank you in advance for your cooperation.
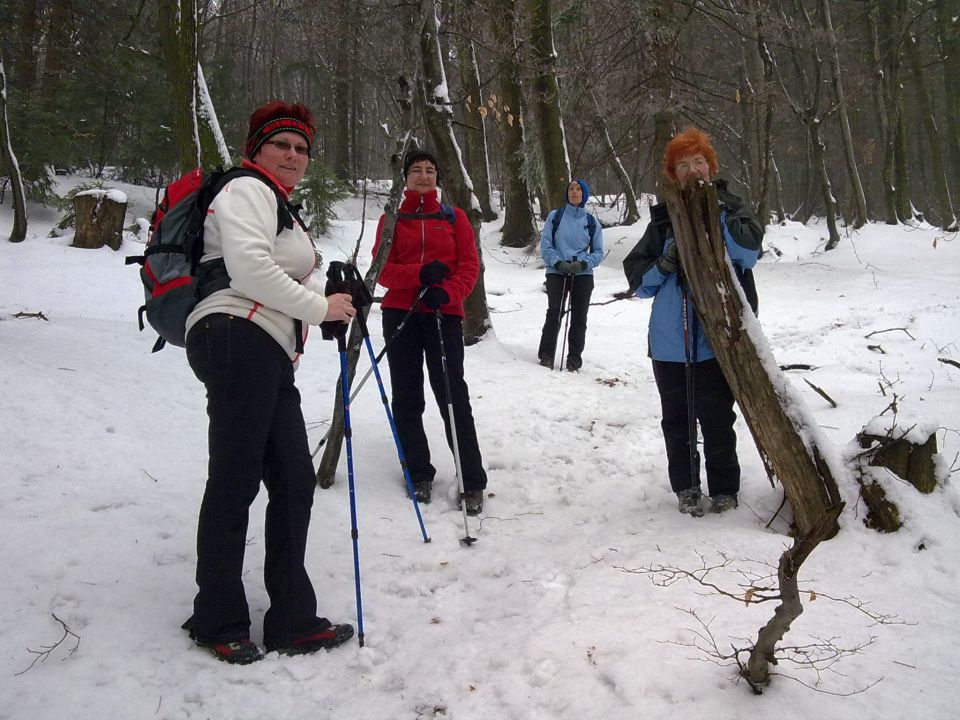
[663,181,842,538]
[72,189,127,250]
[663,180,845,691]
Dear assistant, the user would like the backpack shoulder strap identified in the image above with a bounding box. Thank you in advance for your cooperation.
[211,167,301,235]
[440,203,457,227]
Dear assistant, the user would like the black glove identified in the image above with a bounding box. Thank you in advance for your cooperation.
[656,240,680,275]
[650,202,672,231]
[420,286,449,310]
[555,260,580,275]
[419,260,450,286]
[577,260,588,273]
[320,275,351,340]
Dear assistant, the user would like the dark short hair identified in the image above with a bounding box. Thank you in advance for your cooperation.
[403,150,441,178]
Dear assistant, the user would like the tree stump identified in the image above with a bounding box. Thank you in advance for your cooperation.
[72,189,127,250]
[858,428,938,494]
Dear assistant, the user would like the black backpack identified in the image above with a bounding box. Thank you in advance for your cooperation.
[126,166,301,351]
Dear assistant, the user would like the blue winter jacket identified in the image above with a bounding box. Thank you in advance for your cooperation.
[626,182,763,362]
[540,204,604,277]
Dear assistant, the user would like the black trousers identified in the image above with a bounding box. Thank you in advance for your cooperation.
[537,273,594,363]
[652,358,740,497]
[382,309,487,493]
[185,314,326,646]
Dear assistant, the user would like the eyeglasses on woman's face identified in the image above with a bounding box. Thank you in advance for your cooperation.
[264,138,311,157]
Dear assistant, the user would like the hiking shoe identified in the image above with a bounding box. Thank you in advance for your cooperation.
[677,488,704,517]
[267,623,354,656]
[459,490,484,516]
[538,353,553,368]
[566,355,582,372]
[199,639,264,665]
[411,480,431,503]
[710,494,739,513]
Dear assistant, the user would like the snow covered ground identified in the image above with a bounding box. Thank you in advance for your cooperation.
[2,182,959,719]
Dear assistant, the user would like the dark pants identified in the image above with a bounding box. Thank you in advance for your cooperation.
[652,358,740,497]
[382,309,487,493]
[537,273,594,364]
[185,314,325,646]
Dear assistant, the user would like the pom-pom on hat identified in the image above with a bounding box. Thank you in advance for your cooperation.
[245,100,315,159]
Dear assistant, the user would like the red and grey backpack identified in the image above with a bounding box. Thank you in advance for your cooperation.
[127,166,302,351]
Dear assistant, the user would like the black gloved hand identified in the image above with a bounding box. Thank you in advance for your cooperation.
[577,260,588,273]
[656,240,680,275]
[419,260,450,286]
[420,286,450,311]
[555,260,580,275]
[650,202,672,231]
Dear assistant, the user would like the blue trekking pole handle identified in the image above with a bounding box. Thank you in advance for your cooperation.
[338,336,365,647]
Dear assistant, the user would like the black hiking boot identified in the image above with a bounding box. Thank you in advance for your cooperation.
[411,480,432,503]
[538,352,553,368]
[566,355,582,372]
[266,623,354,656]
[197,639,264,665]
[459,490,484,516]
[677,488,704,517]
[710,494,739,513]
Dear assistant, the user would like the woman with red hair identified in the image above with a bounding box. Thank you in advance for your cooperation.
[623,127,763,517]
[181,100,356,664]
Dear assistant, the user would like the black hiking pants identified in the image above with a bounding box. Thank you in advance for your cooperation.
[537,273,594,366]
[652,358,740,497]
[382,309,487,493]
[185,314,326,647]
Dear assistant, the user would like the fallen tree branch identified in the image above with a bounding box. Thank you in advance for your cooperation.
[16,613,81,675]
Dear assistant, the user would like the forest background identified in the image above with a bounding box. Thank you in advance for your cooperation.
[2,0,958,251]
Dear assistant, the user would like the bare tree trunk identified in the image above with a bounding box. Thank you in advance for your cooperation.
[808,121,841,250]
[452,1,497,223]
[937,0,960,215]
[490,0,538,248]
[418,0,490,343]
[526,0,570,210]
[0,56,27,243]
[317,84,417,488]
[332,0,354,182]
[745,0,775,224]
[906,30,957,229]
[159,0,200,172]
[821,0,867,229]
[871,1,906,224]
[662,181,843,538]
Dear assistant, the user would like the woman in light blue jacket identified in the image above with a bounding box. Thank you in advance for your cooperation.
[537,179,604,371]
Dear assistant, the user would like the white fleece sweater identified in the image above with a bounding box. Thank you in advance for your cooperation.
[184,175,328,362]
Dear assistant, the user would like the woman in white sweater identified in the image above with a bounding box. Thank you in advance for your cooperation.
[181,101,355,664]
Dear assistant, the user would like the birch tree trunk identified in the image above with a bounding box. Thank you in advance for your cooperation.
[490,0,538,248]
[418,0,490,343]
[662,180,843,538]
[526,0,570,210]
[0,57,27,243]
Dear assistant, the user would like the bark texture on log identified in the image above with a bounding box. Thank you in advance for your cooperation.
[859,430,938,494]
[72,192,125,250]
[662,181,842,538]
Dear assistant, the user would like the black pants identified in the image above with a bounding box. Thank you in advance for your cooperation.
[185,314,325,646]
[537,273,594,364]
[382,309,487,493]
[652,358,740,497]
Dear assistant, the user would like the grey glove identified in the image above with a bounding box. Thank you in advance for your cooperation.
[656,241,680,275]
[555,260,584,275]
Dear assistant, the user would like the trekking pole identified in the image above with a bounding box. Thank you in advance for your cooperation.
[341,265,430,543]
[558,270,574,371]
[433,310,477,547]
[549,272,570,370]
[311,287,429,459]
[681,288,701,494]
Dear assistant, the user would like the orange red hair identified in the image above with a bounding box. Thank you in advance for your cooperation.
[663,127,719,182]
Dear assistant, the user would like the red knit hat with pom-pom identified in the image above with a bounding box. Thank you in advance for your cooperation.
[245,100,315,159]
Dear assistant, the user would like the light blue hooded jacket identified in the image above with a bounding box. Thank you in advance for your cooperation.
[540,179,604,276]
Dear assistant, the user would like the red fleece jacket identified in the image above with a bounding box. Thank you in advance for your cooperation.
[372,189,479,317]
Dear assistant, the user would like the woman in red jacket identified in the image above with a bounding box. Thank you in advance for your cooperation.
[372,150,487,515]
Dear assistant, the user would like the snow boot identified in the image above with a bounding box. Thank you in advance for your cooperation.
[459,490,484,516]
[710,494,739,514]
[677,488,704,517]
[266,623,354,656]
